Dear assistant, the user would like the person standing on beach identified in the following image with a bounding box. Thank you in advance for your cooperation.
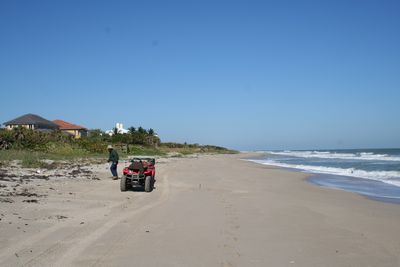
[107,145,119,180]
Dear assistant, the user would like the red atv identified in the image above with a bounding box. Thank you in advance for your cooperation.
[121,158,156,192]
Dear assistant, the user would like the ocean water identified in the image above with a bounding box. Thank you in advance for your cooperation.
[248,149,400,201]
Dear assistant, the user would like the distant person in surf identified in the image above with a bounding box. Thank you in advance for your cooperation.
[107,145,119,180]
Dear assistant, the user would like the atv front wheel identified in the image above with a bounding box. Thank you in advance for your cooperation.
[144,176,152,192]
[120,175,128,192]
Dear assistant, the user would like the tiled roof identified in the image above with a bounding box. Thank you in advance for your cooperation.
[53,120,87,130]
[4,114,59,129]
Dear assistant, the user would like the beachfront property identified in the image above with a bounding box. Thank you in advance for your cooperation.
[105,123,129,136]
[53,119,88,139]
[3,113,59,132]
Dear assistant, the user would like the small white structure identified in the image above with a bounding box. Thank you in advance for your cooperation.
[106,123,129,136]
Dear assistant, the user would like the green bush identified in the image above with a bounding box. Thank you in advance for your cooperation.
[128,145,166,156]
[0,126,235,161]
[21,156,44,168]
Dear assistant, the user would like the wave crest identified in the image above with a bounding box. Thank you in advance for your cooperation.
[248,159,400,187]
[266,151,400,162]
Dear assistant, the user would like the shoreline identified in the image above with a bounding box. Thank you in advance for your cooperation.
[307,173,400,204]
[243,152,400,205]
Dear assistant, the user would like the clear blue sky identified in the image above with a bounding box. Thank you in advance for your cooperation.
[1,0,399,150]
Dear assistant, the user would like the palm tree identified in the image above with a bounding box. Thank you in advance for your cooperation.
[138,126,147,134]
[128,126,136,134]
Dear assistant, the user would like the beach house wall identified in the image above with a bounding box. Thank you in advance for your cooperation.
[53,120,88,139]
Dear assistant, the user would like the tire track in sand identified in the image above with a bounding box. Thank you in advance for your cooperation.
[0,182,126,265]
[51,172,170,266]
[0,166,170,267]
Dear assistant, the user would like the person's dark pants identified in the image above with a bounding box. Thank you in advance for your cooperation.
[110,162,118,177]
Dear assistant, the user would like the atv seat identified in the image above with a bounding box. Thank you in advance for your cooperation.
[128,161,144,175]
[142,161,149,170]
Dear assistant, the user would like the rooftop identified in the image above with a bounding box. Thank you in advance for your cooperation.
[53,120,87,130]
[4,114,59,129]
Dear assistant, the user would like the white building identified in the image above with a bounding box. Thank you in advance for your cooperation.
[106,123,129,136]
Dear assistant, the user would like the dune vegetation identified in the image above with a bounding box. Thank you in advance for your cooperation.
[0,127,236,167]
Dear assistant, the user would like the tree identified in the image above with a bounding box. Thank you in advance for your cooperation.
[138,126,147,134]
[128,127,136,134]
[148,128,154,136]
[88,129,103,138]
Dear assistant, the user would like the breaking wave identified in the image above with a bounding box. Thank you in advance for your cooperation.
[265,151,400,162]
[248,159,400,187]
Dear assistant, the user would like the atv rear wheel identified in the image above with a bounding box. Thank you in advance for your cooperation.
[144,176,152,192]
[120,175,128,192]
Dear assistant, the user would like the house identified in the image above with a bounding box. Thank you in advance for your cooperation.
[53,120,88,139]
[105,123,129,136]
[4,113,59,131]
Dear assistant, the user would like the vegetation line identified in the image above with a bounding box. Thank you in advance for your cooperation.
[0,127,237,167]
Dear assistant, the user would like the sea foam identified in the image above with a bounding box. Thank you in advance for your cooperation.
[248,159,400,187]
[265,151,400,162]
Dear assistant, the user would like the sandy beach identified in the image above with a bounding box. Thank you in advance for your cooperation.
[1,153,400,267]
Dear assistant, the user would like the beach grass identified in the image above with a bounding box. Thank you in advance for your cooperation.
[0,149,104,167]
[158,145,238,155]
[128,145,167,156]
[0,144,237,168]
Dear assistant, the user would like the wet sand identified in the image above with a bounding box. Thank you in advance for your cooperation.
[1,154,400,266]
